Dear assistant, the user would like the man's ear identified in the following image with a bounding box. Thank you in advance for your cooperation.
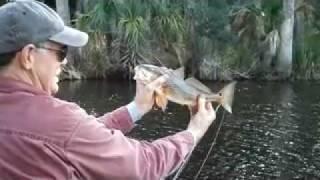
[19,44,37,70]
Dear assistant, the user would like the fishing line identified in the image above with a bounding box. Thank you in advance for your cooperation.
[171,144,194,180]
[172,105,226,180]
[193,109,226,180]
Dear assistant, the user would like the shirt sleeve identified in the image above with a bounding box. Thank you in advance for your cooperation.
[97,106,135,134]
[65,117,195,180]
[126,101,143,123]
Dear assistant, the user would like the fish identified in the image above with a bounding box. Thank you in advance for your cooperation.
[133,64,236,113]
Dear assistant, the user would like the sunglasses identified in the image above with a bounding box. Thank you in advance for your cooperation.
[36,45,68,62]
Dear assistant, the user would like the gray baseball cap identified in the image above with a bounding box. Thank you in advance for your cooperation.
[0,0,88,54]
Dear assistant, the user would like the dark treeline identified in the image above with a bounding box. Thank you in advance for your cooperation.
[2,0,320,81]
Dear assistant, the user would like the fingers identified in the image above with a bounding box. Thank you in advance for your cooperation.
[136,79,148,86]
[135,80,144,91]
[197,95,206,112]
[188,105,192,116]
[146,75,168,90]
[160,67,172,73]
[188,105,197,116]
[188,105,192,112]
[205,102,213,111]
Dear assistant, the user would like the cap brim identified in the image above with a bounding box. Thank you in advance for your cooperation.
[49,26,88,47]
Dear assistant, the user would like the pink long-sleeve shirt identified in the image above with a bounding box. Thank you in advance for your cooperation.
[0,77,194,180]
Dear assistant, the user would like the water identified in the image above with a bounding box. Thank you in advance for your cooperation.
[56,80,320,179]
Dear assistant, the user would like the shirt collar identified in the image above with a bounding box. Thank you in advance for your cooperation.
[0,76,49,96]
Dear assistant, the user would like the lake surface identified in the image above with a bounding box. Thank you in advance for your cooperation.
[57,80,320,180]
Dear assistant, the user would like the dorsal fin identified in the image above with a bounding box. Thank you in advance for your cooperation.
[172,67,185,79]
[185,77,212,94]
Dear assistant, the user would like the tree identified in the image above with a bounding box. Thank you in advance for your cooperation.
[0,0,6,6]
[55,0,71,25]
[276,0,295,79]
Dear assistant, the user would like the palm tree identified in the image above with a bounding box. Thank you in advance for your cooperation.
[55,0,71,25]
[0,0,7,6]
[150,0,187,66]
[276,0,295,79]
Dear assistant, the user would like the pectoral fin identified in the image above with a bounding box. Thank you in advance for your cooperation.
[172,67,185,79]
[155,94,168,111]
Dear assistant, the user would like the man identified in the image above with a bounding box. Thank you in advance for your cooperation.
[0,0,216,179]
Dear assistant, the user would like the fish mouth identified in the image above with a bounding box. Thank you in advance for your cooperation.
[134,65,159,82]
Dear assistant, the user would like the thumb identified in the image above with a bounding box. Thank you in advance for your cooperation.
[197,95,206,112]
[206,102,214,111]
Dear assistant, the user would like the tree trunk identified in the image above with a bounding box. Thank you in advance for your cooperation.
[256,29,280,76]
[55,0,71,25]
[254,0,265,39]
[75,0,89,15]
[185,0,208,77]
[184,0,197,76]
[276,0,295,79]
[293,0,305,73]
[56,0,81,79]
[0,0,7,6]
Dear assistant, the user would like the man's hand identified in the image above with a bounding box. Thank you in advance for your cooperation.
[134,75,168,115]
[187,95,216,144]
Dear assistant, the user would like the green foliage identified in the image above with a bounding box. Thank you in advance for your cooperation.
[74,0,118,33]
[114,0,150,77]
[294,31,320,79]
[293,0,320,79]
[151,1,185,44]
[183,1,234,45]
[78,32,110,78]
[0,0,6,6]
[261,0,282,32]
[73,0,320,80]
[119,16,146,49]
[117,0,148,51]
[90,1,109,31]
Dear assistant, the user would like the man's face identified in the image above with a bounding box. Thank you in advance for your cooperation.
[32,41,67,95]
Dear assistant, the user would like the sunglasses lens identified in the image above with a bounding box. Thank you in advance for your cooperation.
[35,44,68,62]
[58,48,68,62]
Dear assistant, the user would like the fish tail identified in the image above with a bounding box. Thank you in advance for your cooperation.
[217,81,236,113]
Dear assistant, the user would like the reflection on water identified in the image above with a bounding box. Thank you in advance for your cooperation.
[57,80,320,179]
